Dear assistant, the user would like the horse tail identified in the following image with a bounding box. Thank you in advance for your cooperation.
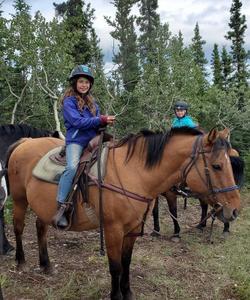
[5,138,31,169]
[4,138,31,195]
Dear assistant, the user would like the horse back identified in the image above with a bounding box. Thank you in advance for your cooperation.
[8,137,63,197]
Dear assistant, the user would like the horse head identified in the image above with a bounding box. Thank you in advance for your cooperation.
[185,128,240,223]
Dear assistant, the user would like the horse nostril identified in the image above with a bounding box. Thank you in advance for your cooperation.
[232,209,239,219]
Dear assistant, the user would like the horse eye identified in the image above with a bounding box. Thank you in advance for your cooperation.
[212,164,222,171]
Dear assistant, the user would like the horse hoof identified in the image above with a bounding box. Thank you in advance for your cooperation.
[123,291,135,300]
[196,224,205,232]
[41,265,53,275]
[16,262,27,272]
[222,231,230,239]
[3,244,15,255]
[170,235,181,243]
[150,231,160,237]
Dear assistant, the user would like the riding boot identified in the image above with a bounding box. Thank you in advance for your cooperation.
[52,203,68,229]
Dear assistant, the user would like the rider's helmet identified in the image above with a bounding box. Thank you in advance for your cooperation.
[69,65,94,87]
[174,101,188,111]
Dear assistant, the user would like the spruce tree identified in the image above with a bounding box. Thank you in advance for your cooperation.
[191,22,207,74]
[225,0,248,109]
[105,0,140,92]
[221,46,232,90]
[190,22,208,94]
[54,0,95,65]
[211,44,223,88]
[137,0,160,65]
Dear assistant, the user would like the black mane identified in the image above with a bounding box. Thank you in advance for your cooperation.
[230,156,245,188]
[0,124,59,138]
[115,127,203,168]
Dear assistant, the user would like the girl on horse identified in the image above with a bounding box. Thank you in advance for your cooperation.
[53,65,115,228]
[172,100,197,128]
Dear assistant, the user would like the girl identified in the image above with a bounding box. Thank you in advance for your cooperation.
[53,65,115,228]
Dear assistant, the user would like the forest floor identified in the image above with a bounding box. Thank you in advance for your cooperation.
[0,193,250,300]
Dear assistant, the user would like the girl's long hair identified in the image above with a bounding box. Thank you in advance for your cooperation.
[61,77,96,116]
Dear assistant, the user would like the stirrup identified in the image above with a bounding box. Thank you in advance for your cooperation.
[52,203,68,229]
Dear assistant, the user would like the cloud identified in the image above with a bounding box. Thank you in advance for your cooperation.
[158,0,250,60]
[1,0,249,64]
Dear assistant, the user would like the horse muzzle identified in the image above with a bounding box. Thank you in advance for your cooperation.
[217,206,239,223]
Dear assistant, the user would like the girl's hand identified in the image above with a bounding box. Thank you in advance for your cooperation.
[100,115,116,125]
[106,116,116,124]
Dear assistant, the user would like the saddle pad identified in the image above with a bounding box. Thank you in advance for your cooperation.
[32,145,109,184]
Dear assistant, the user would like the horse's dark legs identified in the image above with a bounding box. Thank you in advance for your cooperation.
[151,197,160,236]
[106,229,123,300]
[196,199,208,231]
[166,194,181,241]
[120,236,136,300]
[13,199,28,266]
[36,217,51,273]
[0,208,14,255]
[223,222,230,233]
[0,208,4,255]
[198,199,230,234]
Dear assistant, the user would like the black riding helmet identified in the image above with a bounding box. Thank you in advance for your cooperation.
[69,65,94,87]
[174,101,188,111]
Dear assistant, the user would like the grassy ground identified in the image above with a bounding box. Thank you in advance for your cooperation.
[0,192,250,299]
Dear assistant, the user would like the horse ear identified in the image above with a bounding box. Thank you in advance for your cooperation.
[229,148,239,157]
[219,128,230,140]
[204,128,219,145]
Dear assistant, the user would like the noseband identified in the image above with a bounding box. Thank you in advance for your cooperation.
[180,135,239,203]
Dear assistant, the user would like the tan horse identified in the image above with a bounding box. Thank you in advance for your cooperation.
[152,148,244,240]
[7,127,240,300]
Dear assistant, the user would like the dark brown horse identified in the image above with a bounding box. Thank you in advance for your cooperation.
[0,124,60,255]
[152,149,244,240]
[6,127,240,299]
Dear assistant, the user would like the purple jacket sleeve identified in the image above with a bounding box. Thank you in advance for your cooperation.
[63,98,101,130]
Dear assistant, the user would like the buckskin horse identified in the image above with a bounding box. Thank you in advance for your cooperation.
[6,127,240,300]
[0,123,60,255]
[152,148,244,241]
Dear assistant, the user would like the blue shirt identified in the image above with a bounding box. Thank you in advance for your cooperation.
[172,115,197,128]
[63,96,102,147]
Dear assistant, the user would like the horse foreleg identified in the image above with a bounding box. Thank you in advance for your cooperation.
[105,228,123,300]
[13,199,28,267]
[222,222,230,237]
[151,197,160,236]
[36,218,51,273]
[167,196,181,242]
[197,199,208,231]
[120,235,136,300]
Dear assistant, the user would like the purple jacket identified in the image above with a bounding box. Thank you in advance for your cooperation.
[63,96,102,147]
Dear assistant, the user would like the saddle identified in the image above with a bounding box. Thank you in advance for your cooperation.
[32,132,113,229]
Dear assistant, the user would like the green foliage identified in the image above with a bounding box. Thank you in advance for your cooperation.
[221,46,232,90]
[226,0,249,109]
[0,0,249,160]
[137,0,160,65]
[54,0,94,65]
[105,0,140,92]
[191,22,208,73]
[211,44,223,88]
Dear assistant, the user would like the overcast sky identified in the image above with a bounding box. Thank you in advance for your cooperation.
[1,0,250,70]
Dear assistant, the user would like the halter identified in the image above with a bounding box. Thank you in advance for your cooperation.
[180,135,239,205]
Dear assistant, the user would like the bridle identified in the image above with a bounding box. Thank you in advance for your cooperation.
[180,135,239,208]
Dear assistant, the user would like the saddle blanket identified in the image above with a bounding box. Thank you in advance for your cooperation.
[32,145,109,184]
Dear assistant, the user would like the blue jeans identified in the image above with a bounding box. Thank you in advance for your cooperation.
[57,143,83,204]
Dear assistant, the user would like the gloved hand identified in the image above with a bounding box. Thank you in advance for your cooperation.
[100,115,116,125]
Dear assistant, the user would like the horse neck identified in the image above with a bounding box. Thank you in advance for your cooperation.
[146,134,197,196]
[108,134,197,198]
